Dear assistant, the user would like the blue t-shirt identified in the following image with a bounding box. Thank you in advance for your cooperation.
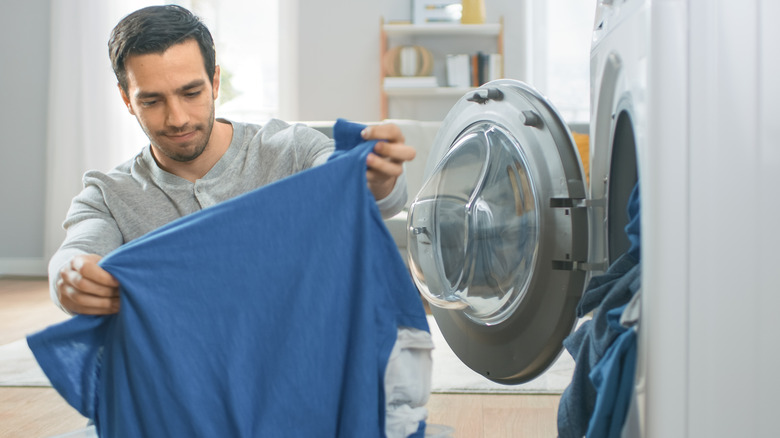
[28,119,429,437]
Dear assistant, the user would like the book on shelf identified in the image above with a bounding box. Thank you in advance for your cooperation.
[488,53,503,82]
[447,52,503,88]
[383,76,439,88]
[446,54,471,88]
[471,52,503,86]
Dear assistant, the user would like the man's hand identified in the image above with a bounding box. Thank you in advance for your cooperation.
[57,254,120,315]
[361,123,416,200]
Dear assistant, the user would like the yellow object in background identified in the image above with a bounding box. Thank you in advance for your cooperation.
[461,0,486,24]
[571,132,590,184]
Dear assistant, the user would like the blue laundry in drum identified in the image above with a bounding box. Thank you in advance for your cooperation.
[28,119,429,437]
[625,184,641,261]
[586,305,638,438]
[557,181,641,438]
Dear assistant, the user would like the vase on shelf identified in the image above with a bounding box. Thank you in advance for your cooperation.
[461,0,486,24]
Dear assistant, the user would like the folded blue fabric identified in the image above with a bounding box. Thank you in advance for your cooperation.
[28,118,429,437]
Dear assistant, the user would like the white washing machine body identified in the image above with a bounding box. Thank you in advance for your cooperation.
[407,0,780,436]
[641,1,780,437]
[588,1,649,435]
[590,2,780,436]
[589,0,647,270]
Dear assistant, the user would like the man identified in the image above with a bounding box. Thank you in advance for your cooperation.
[49,5,416,315]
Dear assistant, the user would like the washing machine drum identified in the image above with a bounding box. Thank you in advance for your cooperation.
[407,79,589,384]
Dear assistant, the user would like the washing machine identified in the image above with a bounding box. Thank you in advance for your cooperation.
[406,0,643,386]
[408,0,780,436]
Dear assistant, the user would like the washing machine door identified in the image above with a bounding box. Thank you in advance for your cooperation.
[407,79,589,384]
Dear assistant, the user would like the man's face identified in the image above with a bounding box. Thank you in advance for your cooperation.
[120,39,219,164]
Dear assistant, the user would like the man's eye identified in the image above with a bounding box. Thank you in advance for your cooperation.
[141,100,157,107]
[186,91,202,98]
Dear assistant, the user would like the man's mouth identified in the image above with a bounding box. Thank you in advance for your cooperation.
[165,129,198,142]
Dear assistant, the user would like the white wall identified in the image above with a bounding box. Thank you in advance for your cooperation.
[0,1,50,276]
[281,0,530,121]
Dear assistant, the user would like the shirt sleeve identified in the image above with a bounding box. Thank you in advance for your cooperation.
[48,184,124,313]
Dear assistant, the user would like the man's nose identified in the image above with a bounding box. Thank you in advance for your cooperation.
[165,97,189,128]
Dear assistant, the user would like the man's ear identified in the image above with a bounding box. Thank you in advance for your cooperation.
[212,65,221,100]
[118,83,135,115]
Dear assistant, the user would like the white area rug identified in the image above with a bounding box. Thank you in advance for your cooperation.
[0,316,578,394]
[428,315,576,394]
[0,339,50,386]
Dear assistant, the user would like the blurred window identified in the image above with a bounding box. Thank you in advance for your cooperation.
[534,0,595,123]
[176,0,280,122]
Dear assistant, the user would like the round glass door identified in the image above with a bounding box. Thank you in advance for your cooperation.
[407,79,589,384]
[408,122,539,326]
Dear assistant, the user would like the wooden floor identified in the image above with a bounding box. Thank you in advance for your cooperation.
[0,278,560,438]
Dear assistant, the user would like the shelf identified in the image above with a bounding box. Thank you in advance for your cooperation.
[383,86,475,97]
[379,18,504,119]
[383,23,501,37]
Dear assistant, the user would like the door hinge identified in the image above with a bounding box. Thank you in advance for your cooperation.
[550,197,605,208]
[467,88,504,104]
[552,260,609,272]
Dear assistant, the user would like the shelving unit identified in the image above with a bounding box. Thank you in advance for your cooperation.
[383,22,502,37]
[384,86,475,97]
[380,18,504,120]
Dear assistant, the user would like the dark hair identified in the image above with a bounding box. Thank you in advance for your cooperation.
[108,5,216,94]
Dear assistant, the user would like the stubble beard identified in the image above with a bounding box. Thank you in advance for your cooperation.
[146,102,216,163]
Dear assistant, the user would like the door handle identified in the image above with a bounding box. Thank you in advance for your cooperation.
[467,88,504,104]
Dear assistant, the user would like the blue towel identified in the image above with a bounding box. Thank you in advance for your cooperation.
[28,119,429,437]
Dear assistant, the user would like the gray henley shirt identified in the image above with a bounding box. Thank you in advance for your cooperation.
[48,118,407,310]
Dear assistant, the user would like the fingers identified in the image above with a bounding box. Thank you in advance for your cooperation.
[371,141,417,164]
[362,123,416,201]
[361,123,416,165]
[58,279,119,315]
[366,152,404,178]
[366,142,416,189]
[57,254,120,315]
[361,123,405,144]
[72,254,120,288]
[366,151,404,201]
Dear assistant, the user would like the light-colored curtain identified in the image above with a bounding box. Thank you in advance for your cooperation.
[42,0,280,263]
[43,1,159,261]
